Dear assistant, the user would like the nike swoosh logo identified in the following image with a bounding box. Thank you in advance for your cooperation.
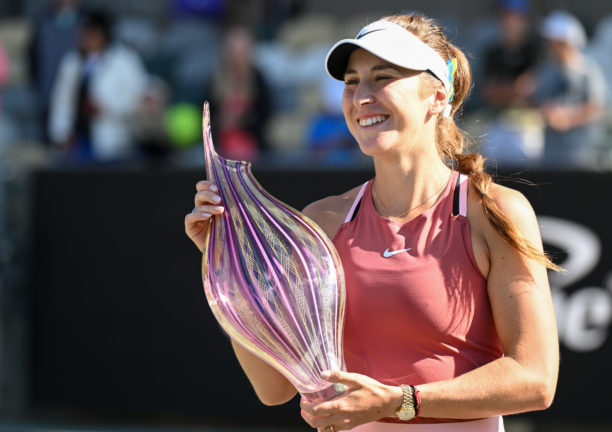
[383,248,412,258]
[356,28,384,39]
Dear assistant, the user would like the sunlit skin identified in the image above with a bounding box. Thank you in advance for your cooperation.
[341,48,452,218]
[342,49,436,158]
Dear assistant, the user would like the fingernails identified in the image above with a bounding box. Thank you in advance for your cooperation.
[212,194,221,203]
[210,184,218,192]
[199,212,211,217]
[214,206,224,213]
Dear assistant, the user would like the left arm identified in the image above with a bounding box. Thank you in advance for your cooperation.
[415,186,559,418]
[301,186,559,429]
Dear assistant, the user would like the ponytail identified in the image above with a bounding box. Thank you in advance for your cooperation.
[455,154,563,271]
[384,13,562,272]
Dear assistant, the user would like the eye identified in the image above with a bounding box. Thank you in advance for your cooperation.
[375,75,393,82]
[344,78,359,86]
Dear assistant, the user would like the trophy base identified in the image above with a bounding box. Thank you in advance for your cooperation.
[301,383,348,403]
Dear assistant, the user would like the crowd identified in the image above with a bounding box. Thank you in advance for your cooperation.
[0,0,611,168]
[476,0,609,168]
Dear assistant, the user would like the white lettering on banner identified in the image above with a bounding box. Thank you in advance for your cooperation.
[538,216,612,352]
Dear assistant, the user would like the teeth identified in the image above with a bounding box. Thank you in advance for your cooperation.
[359,116,388,127]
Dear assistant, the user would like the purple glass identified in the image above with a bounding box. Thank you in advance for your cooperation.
[200,102,346,403]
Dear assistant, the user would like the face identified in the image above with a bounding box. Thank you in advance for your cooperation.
[225,28,253,67]
[499,10,529,44]
[79,27,107,54]
[546,39,572,63]
[341,48,440,157]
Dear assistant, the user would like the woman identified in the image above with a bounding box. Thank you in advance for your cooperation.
[207,25,271,161]
[185,13,559,432]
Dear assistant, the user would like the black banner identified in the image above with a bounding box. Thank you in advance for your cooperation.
[28,167,612,425]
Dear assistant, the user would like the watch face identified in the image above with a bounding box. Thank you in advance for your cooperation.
[397,406,416,421]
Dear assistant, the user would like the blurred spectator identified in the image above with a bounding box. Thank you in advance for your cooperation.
[171,0,226,20]
[48,10,148,162]
[132,76,171,161]
[159,1,222,105]
[481,0,539,109]
[223,0,304,41]
[479,0,544,165]
[306,76,356,164]
[207,26,271,161]
[258,0,305,40]
[586,15,612,109]
[529,10,607,167]
[28,0,82,142]
[0,39,8,113]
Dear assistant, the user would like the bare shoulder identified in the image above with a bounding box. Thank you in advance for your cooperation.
[486,182,535,220]
[468,180,542,251]
[302,183,366,240]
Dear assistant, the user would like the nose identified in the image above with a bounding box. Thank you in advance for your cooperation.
[354,81,375,107]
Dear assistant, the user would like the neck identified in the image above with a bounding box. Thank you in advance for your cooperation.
[372,144,451,219]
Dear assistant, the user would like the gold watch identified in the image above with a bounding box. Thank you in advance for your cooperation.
[396,384,416,421]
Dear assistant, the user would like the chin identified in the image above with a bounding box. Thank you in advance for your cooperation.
[355,136,395,157]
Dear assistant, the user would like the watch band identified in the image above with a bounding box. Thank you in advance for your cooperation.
[396,384,416,421]
[402,384,414,408]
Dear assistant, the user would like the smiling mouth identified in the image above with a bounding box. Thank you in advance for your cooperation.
[358,115,389,127]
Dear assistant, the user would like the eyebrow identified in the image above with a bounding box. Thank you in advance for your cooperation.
[344,64,403,77]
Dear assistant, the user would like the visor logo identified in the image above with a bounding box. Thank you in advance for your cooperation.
[356,28,384,39]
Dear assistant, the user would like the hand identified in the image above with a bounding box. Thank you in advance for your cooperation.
[184,180,225,252]
[300,371,403,431]
[514,72,535,100]
[541,105,575,132]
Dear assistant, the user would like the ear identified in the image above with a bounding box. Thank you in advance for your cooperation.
[429,84,448,116]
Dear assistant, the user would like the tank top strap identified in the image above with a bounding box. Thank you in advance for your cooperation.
[345,181,370,223]
[452,173,469,217]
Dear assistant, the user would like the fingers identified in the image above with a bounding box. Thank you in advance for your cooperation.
[195,190,222,207]
[300,406,337,430]
[185,181,223,252]
[301,396,343,418]
[187,180,223,225]
[321,370,363,387]
[196,180,218,192]
[302,407,350,431]
[317,426,342,432]
[194,181,223,208]
[185,205,224,225]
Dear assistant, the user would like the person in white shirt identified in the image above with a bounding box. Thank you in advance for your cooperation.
[49,10,148,161]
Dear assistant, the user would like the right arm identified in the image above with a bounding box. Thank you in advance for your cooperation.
[230,340,297,405]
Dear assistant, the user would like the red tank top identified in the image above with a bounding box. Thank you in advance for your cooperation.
[332,171,503,391]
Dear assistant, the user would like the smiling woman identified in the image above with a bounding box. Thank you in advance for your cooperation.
[184,11,561,432]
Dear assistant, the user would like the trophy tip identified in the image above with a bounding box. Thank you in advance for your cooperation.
[202,101,212,137]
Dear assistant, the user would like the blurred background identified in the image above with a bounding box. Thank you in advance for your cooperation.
[1,0,612,431]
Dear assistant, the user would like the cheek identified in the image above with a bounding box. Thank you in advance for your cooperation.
[341,91,355,129]
[341,88,353,112]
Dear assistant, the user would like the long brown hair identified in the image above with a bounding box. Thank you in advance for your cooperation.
[383,13,561,271]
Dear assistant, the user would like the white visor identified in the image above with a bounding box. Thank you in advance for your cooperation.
[325,20,451,91]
